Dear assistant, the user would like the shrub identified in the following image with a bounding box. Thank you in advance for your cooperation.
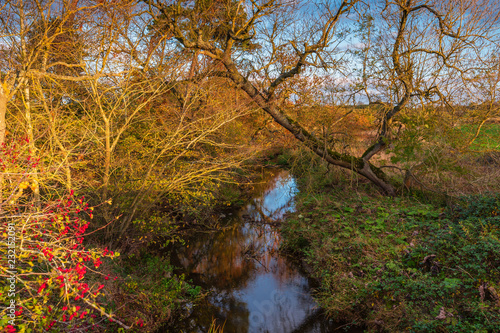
[0,138,122,332]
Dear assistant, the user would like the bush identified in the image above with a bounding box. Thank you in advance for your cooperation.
[0,138,121,332]
[105,254,201,332]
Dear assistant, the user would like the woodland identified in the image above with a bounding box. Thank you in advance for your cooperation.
[0,0,499,332]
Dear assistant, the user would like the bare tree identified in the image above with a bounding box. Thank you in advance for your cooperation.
[145,0,500,195]
[362,0,499,151]
[144,0,397,193]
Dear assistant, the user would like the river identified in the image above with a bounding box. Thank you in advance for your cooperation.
[168,169,362,333]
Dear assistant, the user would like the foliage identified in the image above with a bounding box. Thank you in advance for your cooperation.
[0,138,120,332]
[457,124,500,151]
[282,164,500,332]
[208,317,225,333]
[104,254,202,332]
[1,0,499,330]
[152,0,256,50]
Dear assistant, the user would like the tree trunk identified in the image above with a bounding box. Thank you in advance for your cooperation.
[23,84,41,207]
[222,61,397,195]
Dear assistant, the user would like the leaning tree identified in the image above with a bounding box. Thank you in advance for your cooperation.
[145,0,500,195]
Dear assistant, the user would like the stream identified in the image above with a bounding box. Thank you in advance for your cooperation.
[168,170,361,333]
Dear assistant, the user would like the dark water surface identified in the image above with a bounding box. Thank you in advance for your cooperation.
[169,170,362,333]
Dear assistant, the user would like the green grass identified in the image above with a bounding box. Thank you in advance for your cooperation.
[458,123,500,151]
[281,167,500,332]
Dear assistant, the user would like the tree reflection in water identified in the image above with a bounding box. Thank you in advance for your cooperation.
[169,170,360,333]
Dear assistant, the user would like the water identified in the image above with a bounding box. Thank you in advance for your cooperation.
[169,170,361,333]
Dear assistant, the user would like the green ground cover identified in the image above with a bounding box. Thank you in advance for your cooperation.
[282,165,500,332]
[459,123,500,151]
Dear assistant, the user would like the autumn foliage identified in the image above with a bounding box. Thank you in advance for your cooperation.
[0,138,121,332]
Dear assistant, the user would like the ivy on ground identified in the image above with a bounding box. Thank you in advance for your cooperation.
[282,174,500,332]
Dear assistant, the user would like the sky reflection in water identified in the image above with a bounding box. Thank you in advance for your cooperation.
[172,170,355,333]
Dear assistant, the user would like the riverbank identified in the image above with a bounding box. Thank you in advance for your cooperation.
[281,160,500,332]
[96,165,273,332]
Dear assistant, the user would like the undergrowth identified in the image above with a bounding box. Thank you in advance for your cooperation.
[102,253,202,332]
[281,152,500,332]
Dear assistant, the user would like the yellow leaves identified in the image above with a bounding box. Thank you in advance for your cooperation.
[0,81,10,97]
[32,304,42,315]
[99,306,106,316]
[19,251,30,259]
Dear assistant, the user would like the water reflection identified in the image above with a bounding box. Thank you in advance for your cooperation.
[169,170,358,333]
[246,170,298,221]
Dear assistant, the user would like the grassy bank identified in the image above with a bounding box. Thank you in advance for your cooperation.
[281,157,500,332]
[458,123,500,151]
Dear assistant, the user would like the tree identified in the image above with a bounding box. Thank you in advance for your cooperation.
[360,0,498,145]
[1,0,255,249]
[146,0,500,195]
[0,0,103,202]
